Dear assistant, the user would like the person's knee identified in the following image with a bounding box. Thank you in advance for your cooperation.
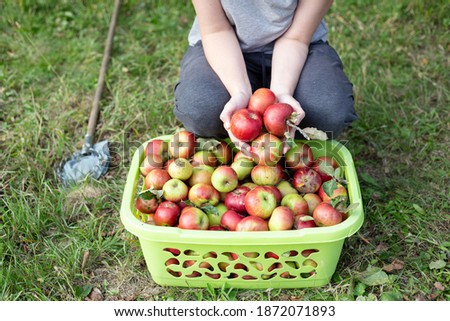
[174,86,228,138]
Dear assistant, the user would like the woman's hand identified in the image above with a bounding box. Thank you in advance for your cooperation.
[276,94,305,153]
[220,91,252,154]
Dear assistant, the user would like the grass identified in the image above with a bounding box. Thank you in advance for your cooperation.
[1,0,449,301]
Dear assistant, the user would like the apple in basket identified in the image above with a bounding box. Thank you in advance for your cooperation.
[168,130,196,159]
[211,166,239,193]
[244,186,277,219]
[162,178,188,203]
[178,206,209,230]
[154,201,180,227]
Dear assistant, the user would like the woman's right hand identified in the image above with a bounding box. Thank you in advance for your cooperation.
[220,91,252,155]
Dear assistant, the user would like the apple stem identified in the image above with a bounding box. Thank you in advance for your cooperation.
[286,120,310,140]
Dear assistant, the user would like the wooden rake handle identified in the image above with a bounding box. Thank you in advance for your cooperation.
[85,0,120,147]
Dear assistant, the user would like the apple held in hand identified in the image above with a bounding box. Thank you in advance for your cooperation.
[188,183,220,207]
[292,167,322,194]
[268,206,294,231]
[236,216,269,232]
[154,201,180,227]
[211,166,239,193]
[284,142,314,171]
[162,178,189,202]
[312,202,343,227]
[248,88,277,115]
[230,109,263,142]
[263,103,296,138]
[250,133,283,166]
[251,164,284,186]
[244,186,277,219]
[224,185,250,214]
[144,168,171,190]
[178,206,209,230]
[169,130,196,159]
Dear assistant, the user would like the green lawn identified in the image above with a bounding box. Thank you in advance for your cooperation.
[1,0,449,301]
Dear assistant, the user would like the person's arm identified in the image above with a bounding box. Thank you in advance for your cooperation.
[192,0,252,148]
[271,0,333,143]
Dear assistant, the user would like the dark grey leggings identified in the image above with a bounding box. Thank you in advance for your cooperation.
[174,41,357,139]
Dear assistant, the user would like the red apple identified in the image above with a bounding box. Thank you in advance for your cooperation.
[263,103,295,137]
[248,88,277,115]
[168,130,196,159]
[312,156,339,182]
[191,150,217,167]
[318,182,348,203]
[280,193,309,216]
[250,133,283,166]
[220,210,246,231]
[187,165,214,186]
[188,183,220,207]
[139,154,164,176]
[292,167,322,194]
[312,202,343,227]
[224,185,250,214]
[144,168,171,190]
[208,225,226,231]
[244,186,277,219]
[178,206,209,230]
[154,201,180,226]
[162,178,188,202]
[135,194,159,214]
[284,142,314,170]
[167,158,193,181]
[294,215,317,229]
[145,139,169,162]
[211,166,239,193]
[211,140,233,165]
[303,193,322,215]
[250,164,284,186]
[230,109,263,142]
[241,182,258,190]
[265,185,283,204]
[268,206,294,231]
[236,216,269,231]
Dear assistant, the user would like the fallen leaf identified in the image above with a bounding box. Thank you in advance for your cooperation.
[382,259,405,272]
[434,282,445,291]
[87,287,104,301]
[429,259,446,270]
[357,266,390,286]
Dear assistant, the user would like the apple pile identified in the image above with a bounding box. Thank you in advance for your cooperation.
[135,89,355,231]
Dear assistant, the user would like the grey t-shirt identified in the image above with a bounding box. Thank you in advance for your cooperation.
[188,0,328,53]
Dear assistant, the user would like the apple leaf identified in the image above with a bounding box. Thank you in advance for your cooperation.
[343,202,360,213]
[196,137,222,151]
[201,204,220,216]
[138,188,163,200]
[182,199,195,207]
[302,127,328,141]
[318,162,335,177]
[357,266,390,286]
[322,179,337,198]
[286,120,311,140]
[334,167,342,179]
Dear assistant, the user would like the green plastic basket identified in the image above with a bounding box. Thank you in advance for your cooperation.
[120,137,364,289]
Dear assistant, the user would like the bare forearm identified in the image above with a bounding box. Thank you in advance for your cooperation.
[270,0,333,97]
